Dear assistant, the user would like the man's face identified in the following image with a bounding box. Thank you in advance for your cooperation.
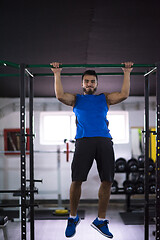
[82,75,98,95]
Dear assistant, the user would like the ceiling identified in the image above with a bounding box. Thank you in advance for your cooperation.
[0,0,160,98]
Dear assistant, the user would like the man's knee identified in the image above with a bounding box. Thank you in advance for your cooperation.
[101,181,112,189]
[71,181,83,187]
[73,181,82,185]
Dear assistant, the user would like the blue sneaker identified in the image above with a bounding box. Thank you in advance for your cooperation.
[65,215,80,238]
[91,218,113,238]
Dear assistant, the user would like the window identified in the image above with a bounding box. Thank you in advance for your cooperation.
[107,111,129,144]
[40,111,129,145]
[40,112,76,145]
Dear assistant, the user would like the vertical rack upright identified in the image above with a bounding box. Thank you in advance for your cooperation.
[156,63,160,240]
[29,73,35,240]
[20,63,27,240]
[144,73,150,240]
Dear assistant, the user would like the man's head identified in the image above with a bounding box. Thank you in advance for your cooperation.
[81,70,98,95]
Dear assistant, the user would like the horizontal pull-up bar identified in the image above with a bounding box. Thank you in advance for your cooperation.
[0,61,156,69]
[29,63,156,68]
[0,72,148,77]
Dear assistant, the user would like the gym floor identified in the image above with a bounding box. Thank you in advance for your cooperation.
[0,203,155,240]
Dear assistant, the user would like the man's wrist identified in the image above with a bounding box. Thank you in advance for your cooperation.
[54,71,61,76]
[123,70,131,74]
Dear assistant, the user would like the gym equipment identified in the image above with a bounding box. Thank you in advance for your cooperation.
[137,173,145,183]
[143,64,160,240]
[123,180,135,194]
[138,155,155,172]
[138,155,145,168]
[0,61,159,240]
[135,181,144,194]
[149,173,155,182]
[54,209,69,215]
[120,211,155,225]
[149,181,156,194]
[0,216,8,240]
[148,158,155,172]
[111,180,118,194]
[148,173,156,194]
[130,173,144,194]
[64,139,75,162]
[115,158,127,172]
[127,158,139,172]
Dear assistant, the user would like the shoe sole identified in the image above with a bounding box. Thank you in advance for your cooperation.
[65,218,81,238]
[91,223,113,239]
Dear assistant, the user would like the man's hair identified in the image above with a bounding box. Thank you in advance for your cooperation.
[82,70,98,82]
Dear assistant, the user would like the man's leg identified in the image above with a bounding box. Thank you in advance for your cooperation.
[91,138,114,238]
[69,181,82,216]
[91,181,113,238]
[65,181,82,238]
[98,181,112,218]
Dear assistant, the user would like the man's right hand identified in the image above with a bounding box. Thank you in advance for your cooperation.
[50,62,62,74]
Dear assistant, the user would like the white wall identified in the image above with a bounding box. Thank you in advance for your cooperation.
[0,97,156,201]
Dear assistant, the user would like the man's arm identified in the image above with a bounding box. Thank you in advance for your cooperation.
[104,62,133,106]
[50,62,76,107]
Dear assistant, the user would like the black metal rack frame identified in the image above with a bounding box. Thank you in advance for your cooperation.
[0,62,159,240]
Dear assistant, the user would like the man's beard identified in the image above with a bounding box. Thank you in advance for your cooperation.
[83,87,97,95]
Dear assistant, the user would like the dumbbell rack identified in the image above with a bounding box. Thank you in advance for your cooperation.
[112,164,156,212]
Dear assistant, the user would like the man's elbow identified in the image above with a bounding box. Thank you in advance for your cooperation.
[57,96,64,102]
[56,93,64,101]
[122,92,129,100]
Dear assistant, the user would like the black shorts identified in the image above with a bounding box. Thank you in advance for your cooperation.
[71,137,115,182]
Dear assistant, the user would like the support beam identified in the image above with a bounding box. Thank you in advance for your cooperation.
[144,67,157,77]
[0,72,147,77]
[20,63,27,240]
[156,63,160,240]
[29,75,35,240]
[34,72,146,77]
[0,60,20,68]
[144,74,150,240]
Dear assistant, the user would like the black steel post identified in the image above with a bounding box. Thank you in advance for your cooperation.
[29,75,35,240]
[20,63,27,240]
[144,74,150,240]
[156,63,160,240]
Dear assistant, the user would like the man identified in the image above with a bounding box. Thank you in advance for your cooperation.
[51,61,133,238]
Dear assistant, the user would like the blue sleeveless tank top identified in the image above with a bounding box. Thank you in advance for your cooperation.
[73,94,112,139]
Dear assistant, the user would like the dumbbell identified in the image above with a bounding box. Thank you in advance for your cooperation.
[149,181,156,194]
[138,155,155,172]
[137,173,145,183]
[138,155,144,168]
[130,173,144,194]
[115,158,127,172]
[123,180,135,194]
[137,173,155,183]
[111,180,118,194]
[149,173,155,182]
[135,181,144,194]
[135,175,144,194]
[148,173,156,194]
[127,158,139,172]
[148,158,155,172]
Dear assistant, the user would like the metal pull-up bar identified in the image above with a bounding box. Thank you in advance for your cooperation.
[0,60,156,69]
[29,63,156,68]
[0,61,157,78]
